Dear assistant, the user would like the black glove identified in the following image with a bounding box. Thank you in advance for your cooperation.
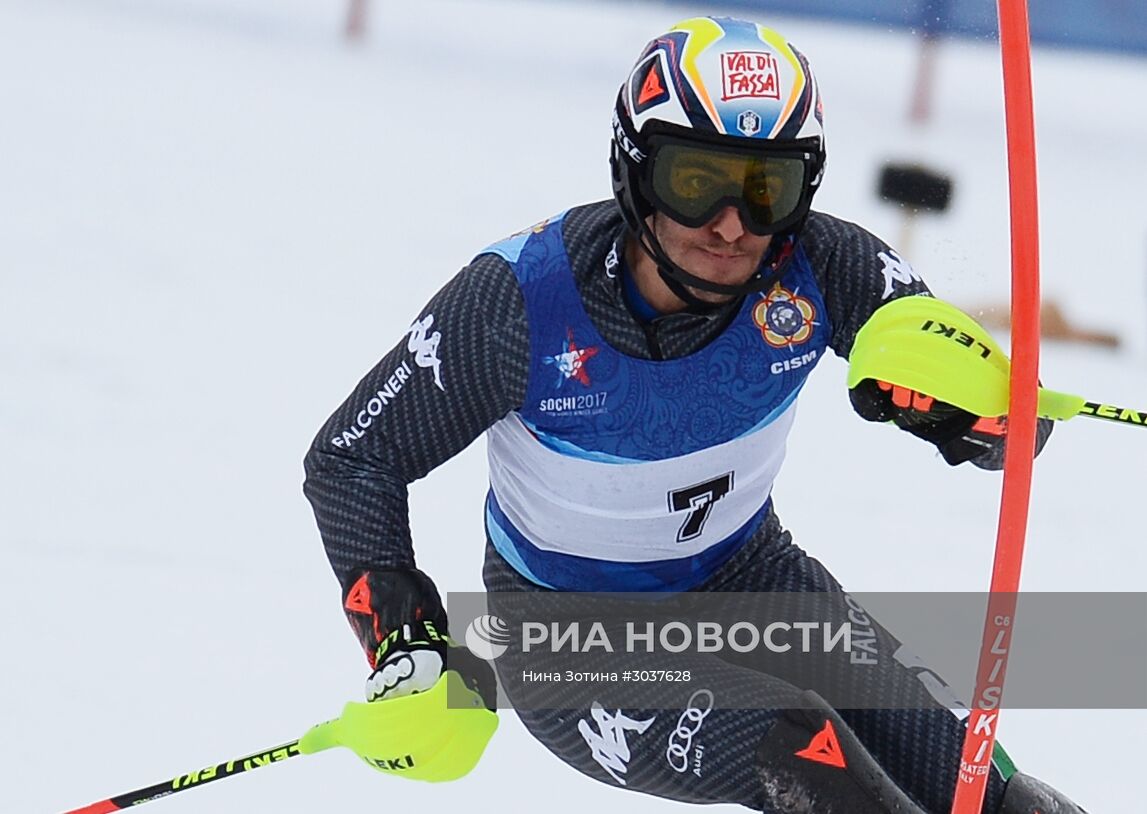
[367,619,498,711]
[849,379,1006,466]
[341,567,497,710]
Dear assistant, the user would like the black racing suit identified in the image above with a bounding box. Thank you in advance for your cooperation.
[303,200,1053,812]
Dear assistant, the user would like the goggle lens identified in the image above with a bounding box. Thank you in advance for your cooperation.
[649,142,810,234]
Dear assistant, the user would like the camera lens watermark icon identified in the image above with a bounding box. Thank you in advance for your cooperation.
[465,614,512,660]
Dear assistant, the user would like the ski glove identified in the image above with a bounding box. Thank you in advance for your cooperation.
[849,379,1007,466]
[317,568,499,781]
[339,567,495,705]
[299,670,498,782]
[299,619,498,782]
[366,619,497,709]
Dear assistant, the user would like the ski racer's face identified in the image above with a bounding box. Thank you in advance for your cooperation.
[646,143,808,236]
[645,205,772,306]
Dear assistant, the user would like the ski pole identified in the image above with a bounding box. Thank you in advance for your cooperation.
[848,296,1147,433]
[61,739,304,813]
[1035,387,1147,429]
[1062,399,1147,429]
[61,667,495,811]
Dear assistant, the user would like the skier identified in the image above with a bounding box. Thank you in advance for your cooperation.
[302,16,1084,813]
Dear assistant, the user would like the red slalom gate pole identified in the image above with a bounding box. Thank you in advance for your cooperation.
[949,2,1042,813]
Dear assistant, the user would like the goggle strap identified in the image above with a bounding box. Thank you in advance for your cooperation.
[613,92,648,165]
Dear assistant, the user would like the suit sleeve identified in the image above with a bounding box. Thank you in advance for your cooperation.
[302,254,529,661]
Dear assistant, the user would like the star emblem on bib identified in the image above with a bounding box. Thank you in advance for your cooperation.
[544,329,600,388]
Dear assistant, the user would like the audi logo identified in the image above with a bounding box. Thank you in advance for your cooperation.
[665,689,714,773]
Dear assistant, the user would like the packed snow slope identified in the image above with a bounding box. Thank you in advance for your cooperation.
[2,1,1144,811]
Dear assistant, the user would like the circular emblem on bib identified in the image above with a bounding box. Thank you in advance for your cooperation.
[753,284,817,348]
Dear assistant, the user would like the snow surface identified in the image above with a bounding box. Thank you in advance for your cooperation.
[2,0,1144,811]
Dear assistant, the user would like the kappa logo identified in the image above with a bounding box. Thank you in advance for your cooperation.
[578,703,656,786]
[604,243,620,279]
[543,328,600,388]
[721,51,781,101]
[407,314,445,391]
[877,249,923,300]
[752,284,818,348]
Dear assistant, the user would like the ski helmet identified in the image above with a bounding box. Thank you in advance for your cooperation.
[611,17,826,301]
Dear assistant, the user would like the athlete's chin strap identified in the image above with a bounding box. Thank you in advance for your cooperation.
[634,213,799,313]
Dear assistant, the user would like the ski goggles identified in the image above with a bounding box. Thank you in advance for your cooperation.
[640,136,819,236]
